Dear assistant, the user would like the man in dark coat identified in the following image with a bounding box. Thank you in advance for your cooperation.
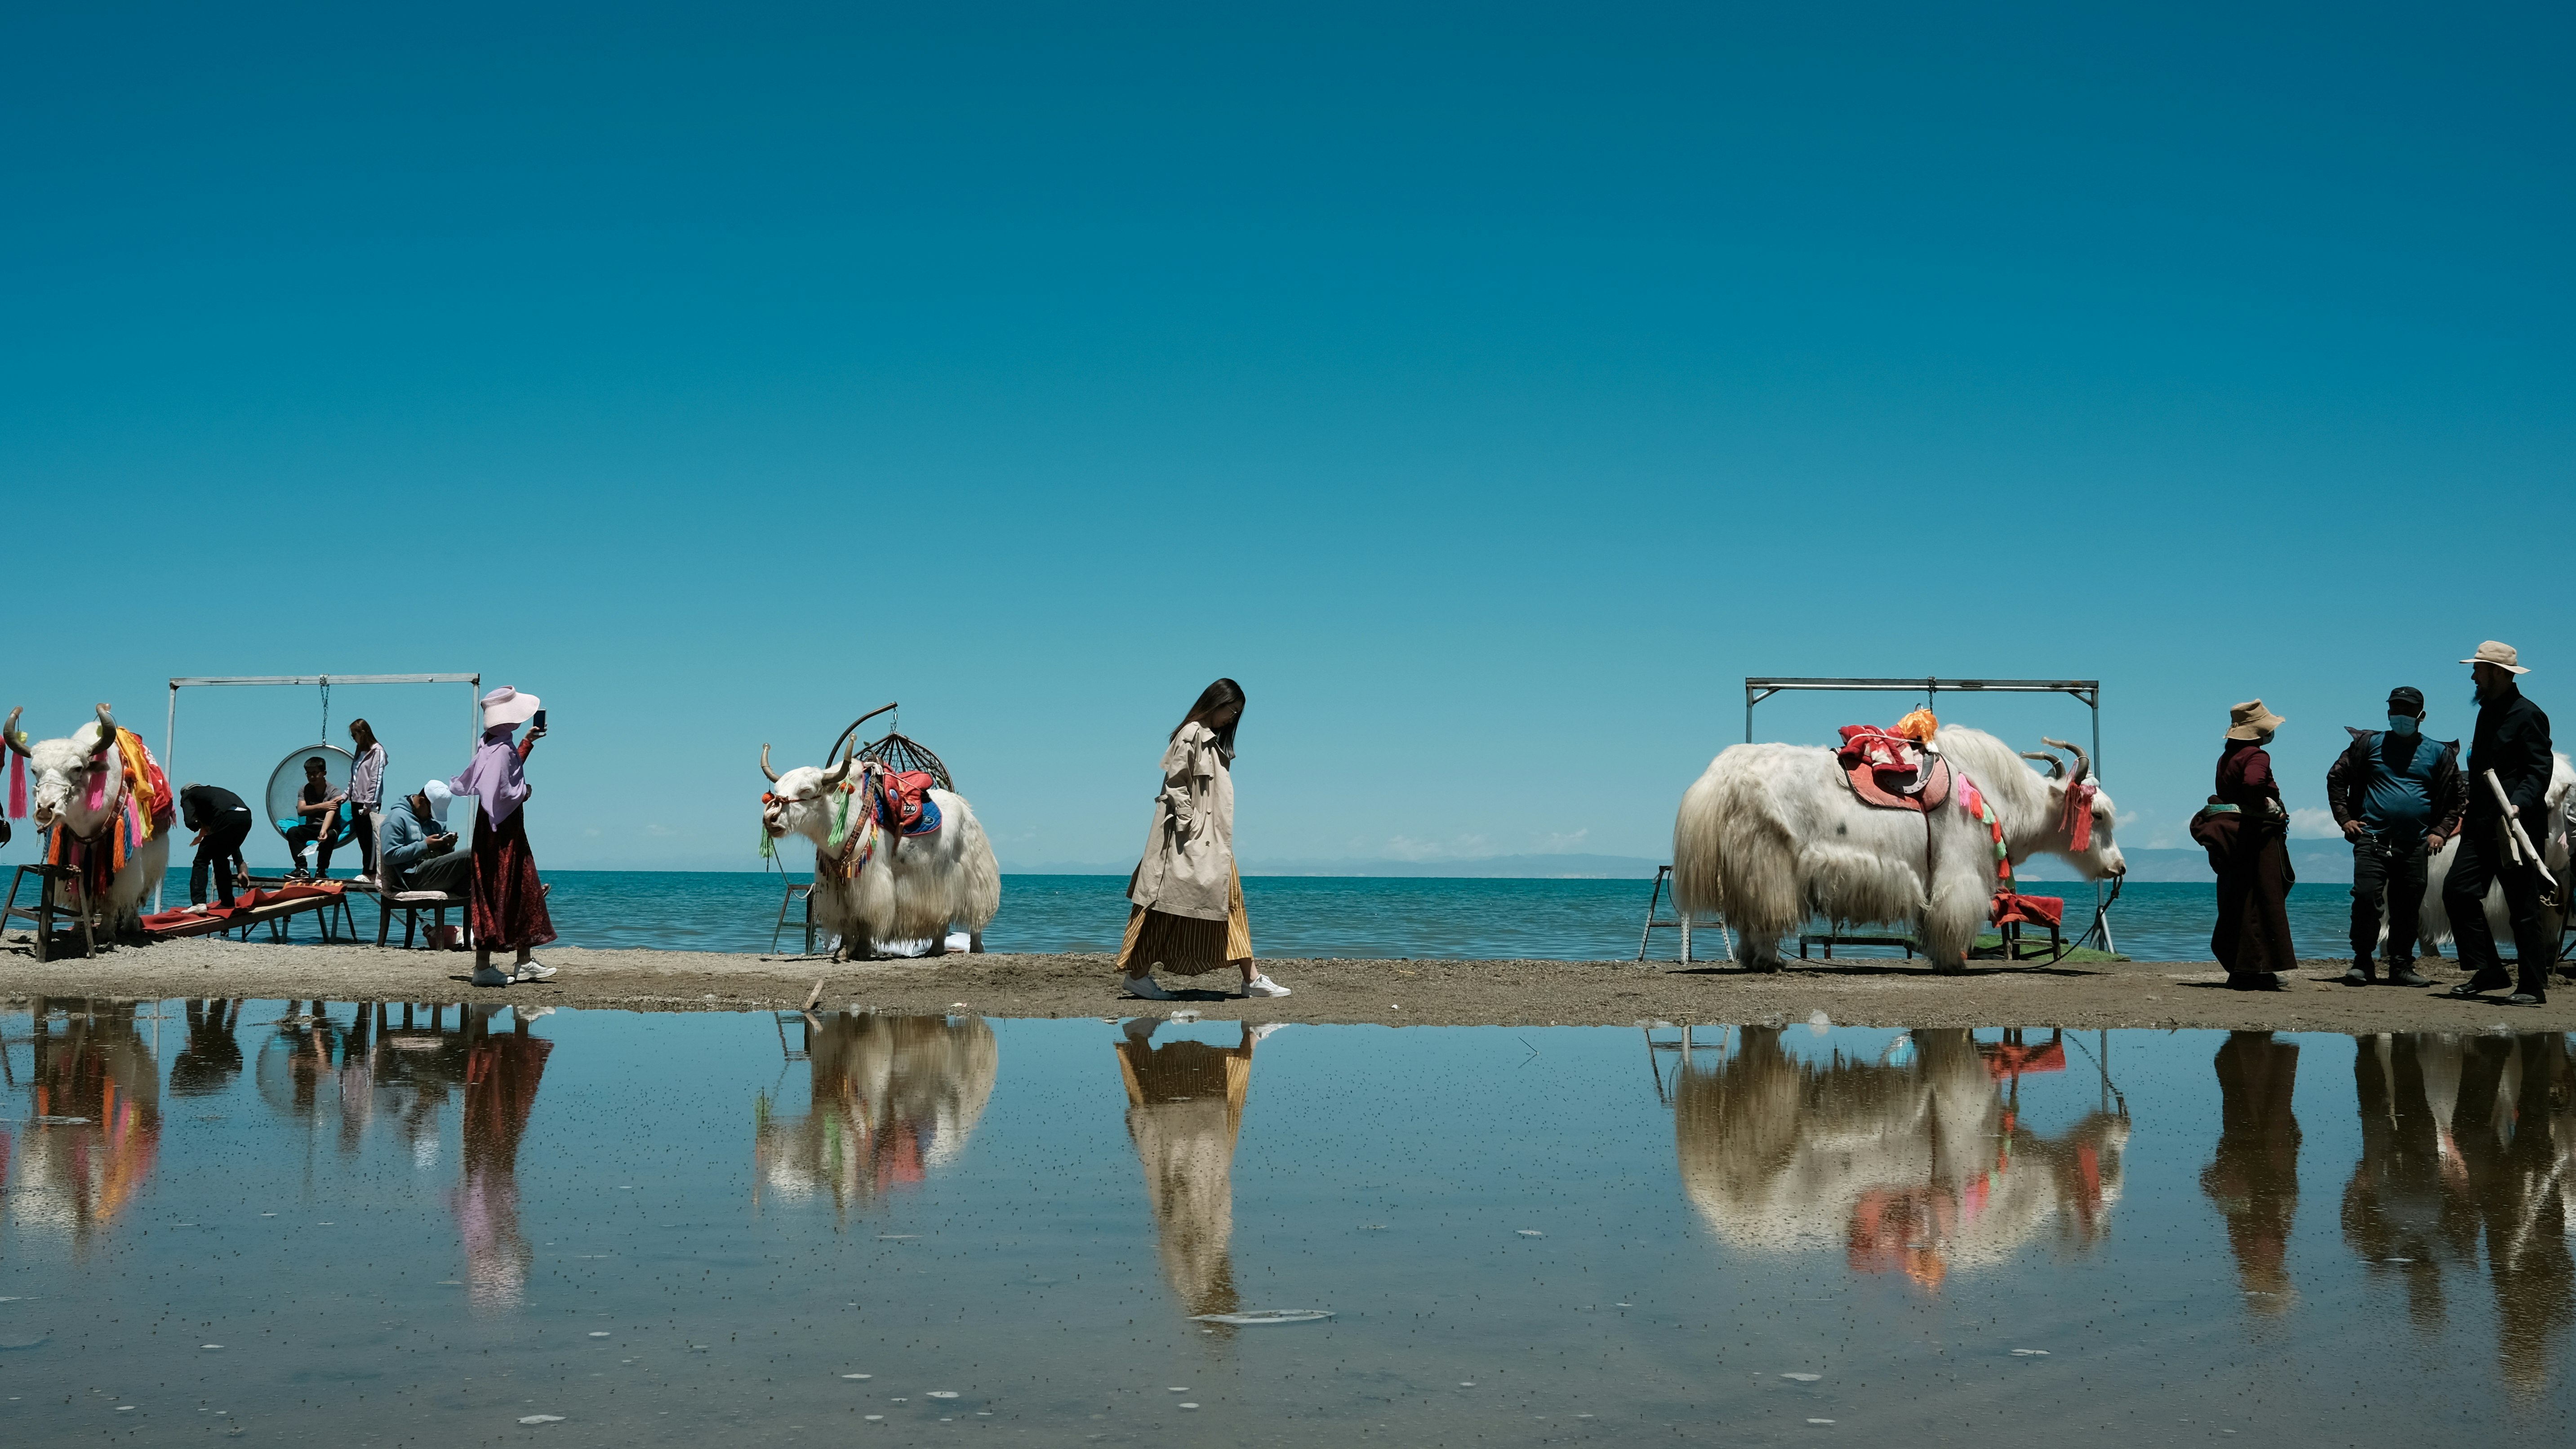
[2327,685,2465,987]
[2441,641,2554,1005]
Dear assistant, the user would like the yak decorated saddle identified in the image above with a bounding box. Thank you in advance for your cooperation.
[1836,720,1952,813]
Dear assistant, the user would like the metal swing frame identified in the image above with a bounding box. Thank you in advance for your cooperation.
[1740,676,2116,956]
[157,673,483,913]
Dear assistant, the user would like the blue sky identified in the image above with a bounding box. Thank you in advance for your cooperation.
[4,1,2568,873]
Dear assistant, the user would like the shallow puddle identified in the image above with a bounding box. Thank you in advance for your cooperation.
[0,1000,2568,1443]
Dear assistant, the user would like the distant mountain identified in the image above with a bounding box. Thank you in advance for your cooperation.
[2019,845,2355,885]
[1004,852,1666,879]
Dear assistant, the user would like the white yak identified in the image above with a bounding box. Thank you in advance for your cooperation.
[1673,725,2126,972]
[4,703,173,942]
[2407,750,2573,959]
[760,742,1001,961]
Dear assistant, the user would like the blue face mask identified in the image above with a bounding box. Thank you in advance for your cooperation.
[2388,714,2420,735]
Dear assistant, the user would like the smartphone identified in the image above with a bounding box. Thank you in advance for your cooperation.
[531,708,548,732]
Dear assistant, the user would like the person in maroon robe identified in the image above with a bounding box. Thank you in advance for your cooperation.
[2211,699,2298,988]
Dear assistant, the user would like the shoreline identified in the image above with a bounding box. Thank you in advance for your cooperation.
[4,938,2569,1032]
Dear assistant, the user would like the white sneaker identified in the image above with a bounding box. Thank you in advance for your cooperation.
[471,966,512,987]
[1244,973,1291,998]
[1122,975,1175,1000]
[512,960,559,982]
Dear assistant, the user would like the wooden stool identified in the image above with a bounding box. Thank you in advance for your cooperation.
[3,862,101,962]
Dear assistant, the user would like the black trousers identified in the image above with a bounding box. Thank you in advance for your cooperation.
[2440,818,2552,996]
[2351,833,2429,965]
[350,805,378,876]
[190,812,253,905]
[285,815,343,876]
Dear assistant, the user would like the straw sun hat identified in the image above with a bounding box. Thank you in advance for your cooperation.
[479,686,541,729]
[2226,699,2285,741]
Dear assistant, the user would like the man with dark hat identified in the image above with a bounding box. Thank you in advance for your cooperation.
[2442,641,2554,1006]
[2326,686,2463,986]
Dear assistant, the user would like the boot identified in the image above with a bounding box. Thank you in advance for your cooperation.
[2385,960,2433,988]
[2342,958,2376,986]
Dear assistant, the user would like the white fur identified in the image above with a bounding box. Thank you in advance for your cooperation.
[2407,751,2573,956]
[24,720,170,936]
[1671,725,2126,973]
[765,764,1001,961]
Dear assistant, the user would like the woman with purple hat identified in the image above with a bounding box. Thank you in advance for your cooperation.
[451,686,558,987]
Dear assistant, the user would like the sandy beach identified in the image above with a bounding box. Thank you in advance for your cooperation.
[4,937,2568,1032]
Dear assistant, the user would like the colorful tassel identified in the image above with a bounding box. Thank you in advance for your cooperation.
[8,752,23,819]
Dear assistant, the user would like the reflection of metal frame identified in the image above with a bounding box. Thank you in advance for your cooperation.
[1741,676,2113,954]
[1642,1022,1730,1106]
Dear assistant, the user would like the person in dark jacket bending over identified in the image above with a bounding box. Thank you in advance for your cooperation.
[2327,686,2465,987]
[179,782,255,908]
[2442,641,2554,1006]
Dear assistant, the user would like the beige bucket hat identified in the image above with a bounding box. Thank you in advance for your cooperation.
[2226,699,2285,740]
[2459,640,2530,674]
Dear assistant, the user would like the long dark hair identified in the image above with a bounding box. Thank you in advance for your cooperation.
[349,718,378,752]
[1171,678,1246,757]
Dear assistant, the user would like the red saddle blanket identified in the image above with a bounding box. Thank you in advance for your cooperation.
[1836,726,1952,812]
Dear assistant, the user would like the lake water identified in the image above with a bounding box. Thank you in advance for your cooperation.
[1,1000,2568,1445]
[176,870,2379,963]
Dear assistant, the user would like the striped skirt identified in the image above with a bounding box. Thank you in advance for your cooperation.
[1116,867,1252,977]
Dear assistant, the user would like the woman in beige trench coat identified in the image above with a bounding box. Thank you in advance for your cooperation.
[1118,679,1291,1000]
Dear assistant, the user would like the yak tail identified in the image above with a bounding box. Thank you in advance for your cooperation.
[1671,763,1801,936]
[946,798,1003,931]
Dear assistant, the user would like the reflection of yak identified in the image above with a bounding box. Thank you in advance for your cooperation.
[1673,1027,2126,1288]
[1117,1020,1259,1321]
[754,1013,997,1221]
[3,998,161,1255]
[2344,1032,2574,1392]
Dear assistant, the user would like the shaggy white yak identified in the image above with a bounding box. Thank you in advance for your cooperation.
[761,744,1000,962]
[4,703,171,940]
[2406,751,2573,957]
[1672,725,2126,972]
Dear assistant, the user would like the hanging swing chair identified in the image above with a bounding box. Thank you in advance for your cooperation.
[264,744,356,867]
[827,702,954,789]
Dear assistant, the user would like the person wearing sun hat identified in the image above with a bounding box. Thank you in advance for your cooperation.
[449,686,559,987]
[2211,699,2297,989]
[2440,642,2553,1005]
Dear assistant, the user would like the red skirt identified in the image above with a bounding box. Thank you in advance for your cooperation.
[469,808,557,951]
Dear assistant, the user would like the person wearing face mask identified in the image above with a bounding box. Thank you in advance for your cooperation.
[2325,686,2463,987]
[2440,641,2554,1006]
[2211,700,2298,989]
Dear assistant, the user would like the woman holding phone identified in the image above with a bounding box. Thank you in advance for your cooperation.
[452,686,558,987]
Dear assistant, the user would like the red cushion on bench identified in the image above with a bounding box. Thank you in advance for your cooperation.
[1991,893,2064,928]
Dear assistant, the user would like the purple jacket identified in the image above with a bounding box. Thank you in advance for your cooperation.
[450,725,530,827]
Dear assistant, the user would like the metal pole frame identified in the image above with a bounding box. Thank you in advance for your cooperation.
[157,672,481,912]
[1741,677,2113,954]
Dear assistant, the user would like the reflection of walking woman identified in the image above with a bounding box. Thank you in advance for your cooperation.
[452,687,559,987]
[1117,1018,1275,1320]
[1119,680,1290,1000]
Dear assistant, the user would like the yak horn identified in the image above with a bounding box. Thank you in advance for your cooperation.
[90,703,119,756]
[3,707,27,757]
[760,743,781,783]
[2042,736,2090,786]
[818,740,855,787]
[2020,750,2066,781]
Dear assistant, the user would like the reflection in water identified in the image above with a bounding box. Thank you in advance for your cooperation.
[455,1005,553,1311]
[1672,1027,2127,1288]
[1117,1019,1271,1322]
[2345,1033,2574,1391]
[169,999,246,1096]
[753,1013,997,1221]
[2202,1032,2301,1311]
[3,999,162,1253]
